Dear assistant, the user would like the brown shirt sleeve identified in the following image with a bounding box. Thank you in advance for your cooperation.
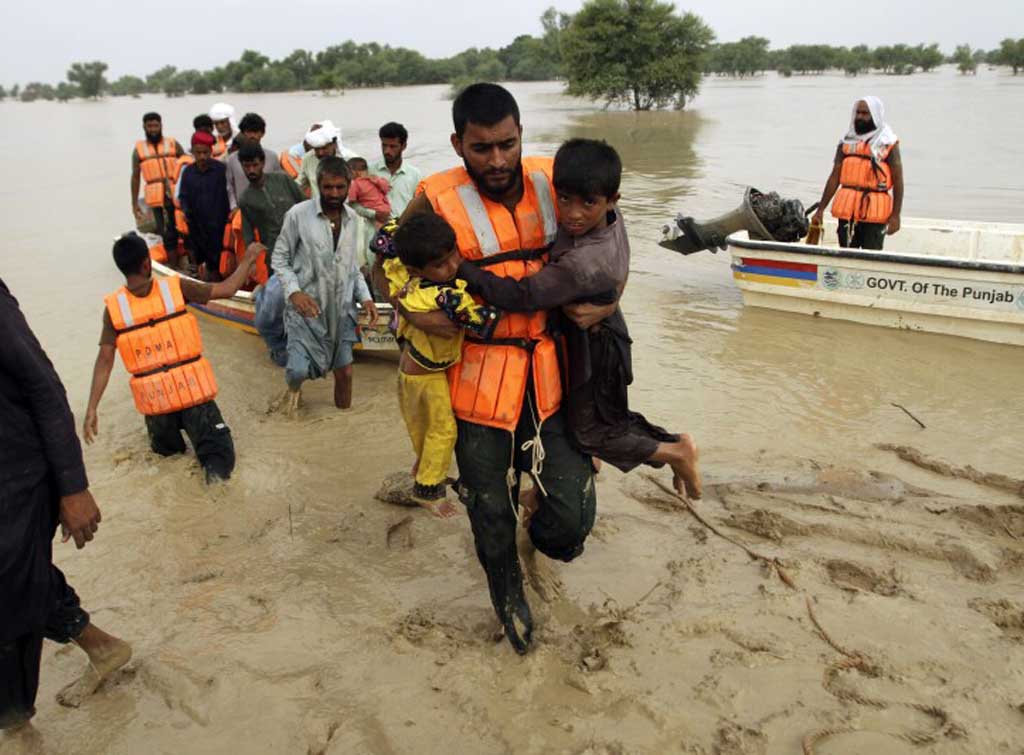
[181,279,214,305]
[100,308,116,346]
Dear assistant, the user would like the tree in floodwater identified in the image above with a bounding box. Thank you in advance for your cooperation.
[562,0,714,110]
[110,75,145,97]
[706,36,770,77]
[67,61,108,98]
[953,45,978,75]
[913,43,943,72]
[0,85,6,100]
[995,38,1024,74]
[20,82,56,102]
[838,45,872,76]
[55,82,79,102]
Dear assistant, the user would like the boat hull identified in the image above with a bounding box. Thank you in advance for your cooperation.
[152,261,398,351]
[727,219,1024,346]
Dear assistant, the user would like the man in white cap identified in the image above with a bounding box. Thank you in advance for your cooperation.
[296,120,358,199]
[208,103,236,161]
[811,96,903,250]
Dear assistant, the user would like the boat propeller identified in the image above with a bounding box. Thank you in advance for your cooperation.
[660,188,811,255]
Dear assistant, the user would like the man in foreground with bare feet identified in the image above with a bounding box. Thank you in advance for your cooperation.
[0,280,131,734]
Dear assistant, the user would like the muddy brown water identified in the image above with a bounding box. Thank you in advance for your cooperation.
[3,70,1023,754]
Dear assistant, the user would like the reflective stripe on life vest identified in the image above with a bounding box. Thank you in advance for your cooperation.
[418,156,562,432]
[831,141,896,224]
[104,276,217,415]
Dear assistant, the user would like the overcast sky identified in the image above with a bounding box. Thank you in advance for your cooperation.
[1,0,1019,84]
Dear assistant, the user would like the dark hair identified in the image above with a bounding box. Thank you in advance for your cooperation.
[142,112,161,124]
[239,142,265,163]
[347,156,368,171]
[553,138,622,199]
[193,114,214,130]
[316,155,352,184]
[452,83,519,138]
[238,112,266,134]
[229,134,246,152]
[393,214,456,269]
[378,121,408,144]
[112,232,150,276]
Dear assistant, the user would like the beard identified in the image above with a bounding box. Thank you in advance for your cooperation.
[854,118,876,135]
[320,196,345,211]
[146,131,163,144]
[464,157,521,201]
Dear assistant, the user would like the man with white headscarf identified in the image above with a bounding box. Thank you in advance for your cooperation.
[811,96,903,250]
[208,103,237,161]
[296,120,358,199]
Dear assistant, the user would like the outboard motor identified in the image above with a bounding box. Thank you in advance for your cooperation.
[660,188,811,255]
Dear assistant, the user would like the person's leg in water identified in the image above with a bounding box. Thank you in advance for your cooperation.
[180,401,235,484]
[455,419,533,654]
[333,365,353,409]
[332,340,356,409]
[145,412,187,456]
[398,369,459,518]
[253,275,288,367]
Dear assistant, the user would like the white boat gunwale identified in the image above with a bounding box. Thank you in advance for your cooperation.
[728,236,1024,275]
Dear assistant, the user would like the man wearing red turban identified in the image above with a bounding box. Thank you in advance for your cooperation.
[178,133,230,280]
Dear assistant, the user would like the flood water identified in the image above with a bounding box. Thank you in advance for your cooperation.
[3,67,1024,754]
[3,66,1021,475]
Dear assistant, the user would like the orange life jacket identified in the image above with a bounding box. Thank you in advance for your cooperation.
[213,135,228,160]
[831,141,896,224]
[136,138,179,208]
[280,150,303,179]
[104,276,217,415]
[219,221,237,278]
[144,234,168,264]
[172,155,195,235]
[418,157,561,432]
[226,212,268,284]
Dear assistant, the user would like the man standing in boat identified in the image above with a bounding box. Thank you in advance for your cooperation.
[811,96,903,250]
[208,103,236,161]
[131,112,185,256]
[375,84,611,654]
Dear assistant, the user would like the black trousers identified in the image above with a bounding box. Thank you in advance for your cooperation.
[0,479,89,729]
[145,400,235,480]
[152,204,179,255]
[838,220,886,250]
[455,396,596,645]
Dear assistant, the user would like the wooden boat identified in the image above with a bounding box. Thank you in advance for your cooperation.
[151,260,398,351]
[726,217,1024,346]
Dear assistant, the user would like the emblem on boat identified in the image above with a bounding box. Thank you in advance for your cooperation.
[1017,291,1024,311]
[844,272,865,289]
[822,267,841,290]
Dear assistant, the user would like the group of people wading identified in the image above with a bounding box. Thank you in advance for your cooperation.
[1,85,903,731]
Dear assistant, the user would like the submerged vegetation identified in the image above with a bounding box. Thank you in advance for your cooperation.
[1,1,1020,110]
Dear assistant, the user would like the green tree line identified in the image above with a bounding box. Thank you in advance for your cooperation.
[705,38,1024,77]
[1,0,1022,109]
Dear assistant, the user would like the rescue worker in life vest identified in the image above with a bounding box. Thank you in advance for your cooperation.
[131,112,185,256]
[83,233,256,483]
[375,84,615,654]
[811,96,903,250]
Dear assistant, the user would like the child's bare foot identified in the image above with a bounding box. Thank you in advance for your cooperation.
[668,434,702,499]
[411,482,459,519]
[519,486,540,528]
